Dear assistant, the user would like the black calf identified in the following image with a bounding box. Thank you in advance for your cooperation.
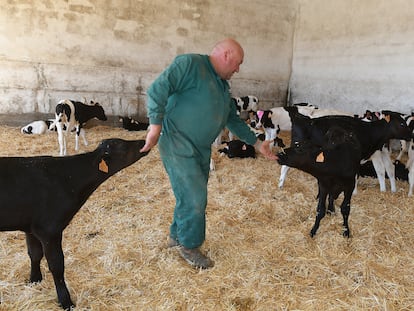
[219,140,256,158]
[277,127,361,237]
[119,116,149,131]
[0,139,149,309]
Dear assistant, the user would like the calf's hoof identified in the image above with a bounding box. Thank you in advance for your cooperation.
[327,209,335,215]
[61,302,75,311]
[59,297,75,311]
[342,227,350,238]
[29,276,42,283]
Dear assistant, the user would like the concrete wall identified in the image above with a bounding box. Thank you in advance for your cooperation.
[289,0,414,114]
[3,1,412,122]
[0,0,297,121]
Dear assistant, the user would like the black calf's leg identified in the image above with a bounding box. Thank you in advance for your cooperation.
[26,233,44,283]
[327,194,335,215]
[340,190,353,238]
[42,234,74,310]
[310,185,328,237]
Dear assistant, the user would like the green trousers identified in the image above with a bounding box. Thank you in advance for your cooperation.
[159,132,211,249]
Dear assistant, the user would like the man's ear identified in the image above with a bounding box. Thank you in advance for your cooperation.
[223,49,231,62]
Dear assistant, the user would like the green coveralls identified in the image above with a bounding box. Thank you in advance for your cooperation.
[147,53,257,249]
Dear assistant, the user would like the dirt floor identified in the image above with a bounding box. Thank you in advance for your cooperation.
[0,125,412,310]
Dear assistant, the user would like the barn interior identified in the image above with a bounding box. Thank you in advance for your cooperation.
[0,1,413,310]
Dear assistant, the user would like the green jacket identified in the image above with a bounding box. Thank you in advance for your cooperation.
[147,53,257,149]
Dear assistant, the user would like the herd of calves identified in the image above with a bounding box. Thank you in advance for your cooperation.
[7,96,413,309]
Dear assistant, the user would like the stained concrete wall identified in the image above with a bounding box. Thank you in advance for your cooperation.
[289,0,414,115]
[3,1,411,122]
[0,0,297,122]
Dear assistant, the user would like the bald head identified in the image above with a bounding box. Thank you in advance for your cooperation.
[211,38,244,57]
[209,38,244,80]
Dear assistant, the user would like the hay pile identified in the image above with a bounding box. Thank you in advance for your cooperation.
[0,125,412,310]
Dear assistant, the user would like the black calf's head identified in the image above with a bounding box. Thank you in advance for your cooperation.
[96,139,149,175]
[277,140,317,169]
[119,116,131,127]
[56,102,72,121]
[381,110,412,140]
[92,101,108,121]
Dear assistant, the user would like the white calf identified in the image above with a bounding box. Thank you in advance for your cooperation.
[21,120,55,135]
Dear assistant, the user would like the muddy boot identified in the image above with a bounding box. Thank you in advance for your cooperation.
[167,236,180,248]
[178,246,214,269]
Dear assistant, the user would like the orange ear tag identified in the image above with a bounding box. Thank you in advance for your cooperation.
[316,152,325,163]
[99,159,109,173]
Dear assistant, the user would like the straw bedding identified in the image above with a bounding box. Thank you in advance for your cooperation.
[0,125,412,310]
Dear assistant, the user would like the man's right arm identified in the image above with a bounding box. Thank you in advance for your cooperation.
[140,124,162,152]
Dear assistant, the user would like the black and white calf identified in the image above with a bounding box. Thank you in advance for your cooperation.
[218,140,256,159]
[253,104,321,141]
[395,113,414,161]
[53,99,107,156]
[119,116,149,131]
[21,119,56,134]
[358,109,381,122]
[214,96,259,146]
[355,110,413,193]
[405,138,414,196]
[359,159,408,181]
[233,95,259,116]
[0,138,149,309]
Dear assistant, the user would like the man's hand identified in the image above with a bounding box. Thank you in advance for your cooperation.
[255,139,278,160]
[140,124,162,152]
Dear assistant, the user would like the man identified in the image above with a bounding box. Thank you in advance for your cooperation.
[140,38,276,269]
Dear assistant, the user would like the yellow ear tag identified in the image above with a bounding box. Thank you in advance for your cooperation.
[316,152,325,163]
[99,159,109,173]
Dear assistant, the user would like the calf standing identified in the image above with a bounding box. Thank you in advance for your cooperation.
[359,159,408,181]
[214,96,259,146]
[279,107,412,191]
[54,99,107,155]
[233,95,259,115]
[0,139,149,309]
[254,104,320,142]
[406,138,414,196]
[277,127,361,237]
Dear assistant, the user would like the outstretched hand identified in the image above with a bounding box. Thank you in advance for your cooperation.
[140,124,162,152]
[256,140,278,160]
